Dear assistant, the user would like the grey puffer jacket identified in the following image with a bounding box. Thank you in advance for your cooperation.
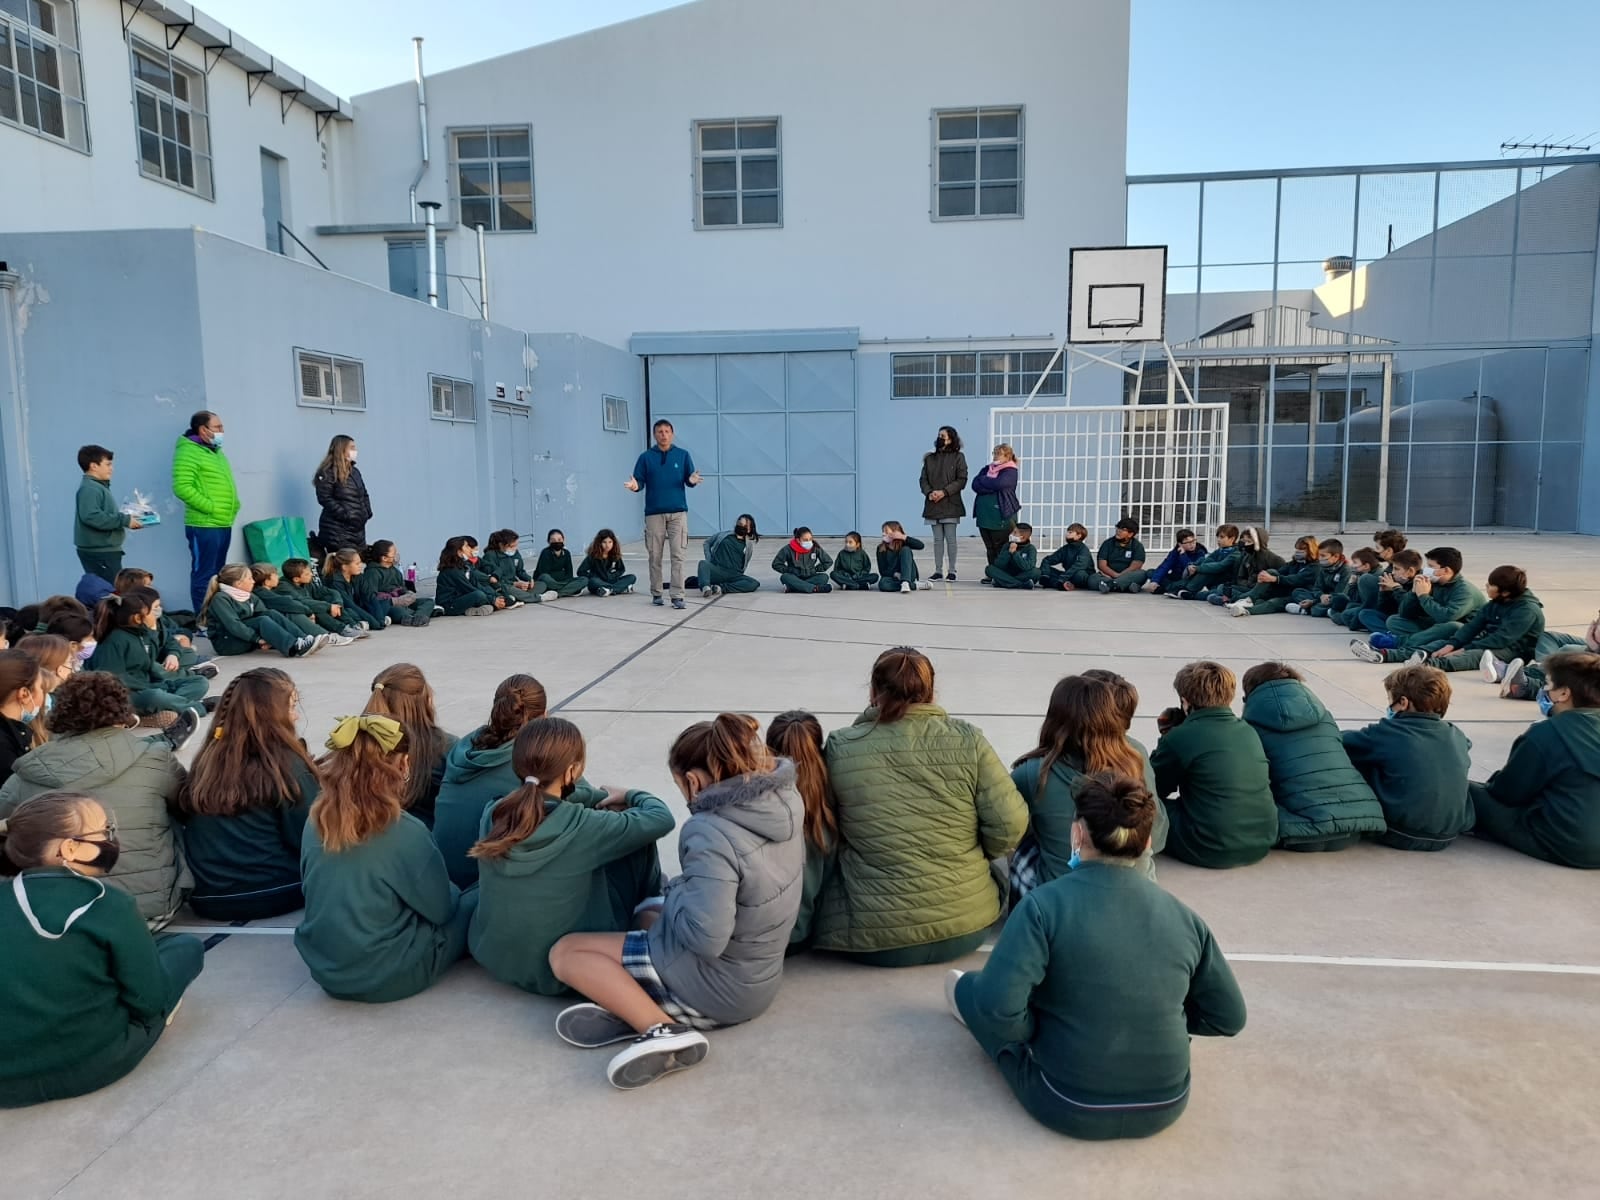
[646,760,804,1026]
[920,450,969,521]
[0,728,190,926]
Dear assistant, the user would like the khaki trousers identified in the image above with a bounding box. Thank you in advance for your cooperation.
[644,511,688,599]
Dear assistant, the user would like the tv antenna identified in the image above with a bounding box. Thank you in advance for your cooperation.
[1500,136,1593,180]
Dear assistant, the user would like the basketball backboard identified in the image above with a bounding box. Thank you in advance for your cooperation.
[1068,246,1167,344]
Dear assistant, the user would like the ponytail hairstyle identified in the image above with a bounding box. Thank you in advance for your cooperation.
[199,563,251,624]
[766,710,835,852]
[435,537,470,573]
[181,668,318,817]
[311,719,409,853]
[323,548,362,580]
[1071,771,1156,859]
[249,562,280,589]
[1015,676,1146,801]
[474,674,547,751]
[669,713,773,788]
[362,539,397,566]
[469,717,586,859]
[363,663,449,812]
[0,790,100,875]
[14,634,72,690]
[868,646,935,724]
[93,591,152,643]
[487,529,520,554]
[792,526,812,543]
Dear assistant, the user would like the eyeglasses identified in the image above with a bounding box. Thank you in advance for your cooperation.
[77,814,118,842]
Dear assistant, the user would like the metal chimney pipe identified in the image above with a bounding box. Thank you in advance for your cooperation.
[420,201,441,307]
[407,37,429,222]
[476,223,489,322]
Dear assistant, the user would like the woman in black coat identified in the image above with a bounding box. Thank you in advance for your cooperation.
[312,435,373,557]
[920,425,968,581]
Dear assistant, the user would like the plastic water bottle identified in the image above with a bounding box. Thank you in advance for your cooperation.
[406,562,417,584]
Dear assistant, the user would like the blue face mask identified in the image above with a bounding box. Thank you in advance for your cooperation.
[1537,689,1554,718]
[210,432,225,450]
[1067,847,1081,871]
[1383,707,1395,720]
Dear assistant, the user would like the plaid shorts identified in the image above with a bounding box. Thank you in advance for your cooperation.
[620,930,718,1031]
[1008,834,1042,904]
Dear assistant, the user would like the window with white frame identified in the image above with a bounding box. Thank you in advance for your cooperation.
[451,127,533,232]
[933,107,1023,220]
[694,118,781,229]
[602,394,630,434]
[0,0,88,150]
[430,374,475,422]
[297,350,366,411]
[130,38,212,198]
[892,351,1063,399]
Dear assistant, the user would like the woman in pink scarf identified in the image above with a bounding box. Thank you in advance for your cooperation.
[971,444,1021,570]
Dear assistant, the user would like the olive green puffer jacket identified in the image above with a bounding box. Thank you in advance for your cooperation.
[1241,678,1387,847]
[816,705,1027,952]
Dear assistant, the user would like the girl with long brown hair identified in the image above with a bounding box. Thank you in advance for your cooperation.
[363,663,458,829]
[0,649,47,788]
[549,712,804,1090]
[817,647,1026,966]
[765,710,836,949]
[876,520,932,592]
[577,528,638,597]
[312,434,372,557]
[177,668,321,920]
[295,714,474,1003]
[14,634,75,734]
[469,717,673,997]
[1009,675,1164,898]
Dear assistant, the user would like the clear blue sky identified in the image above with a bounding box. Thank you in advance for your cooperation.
[197,0,1598,173]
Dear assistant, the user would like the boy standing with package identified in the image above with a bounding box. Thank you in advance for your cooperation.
[74,445,143,583]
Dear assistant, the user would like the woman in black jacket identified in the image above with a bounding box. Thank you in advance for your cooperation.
[920,426,968,581]
[312,435,372,556]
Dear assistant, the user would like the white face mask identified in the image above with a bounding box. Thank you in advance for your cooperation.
[348,450,358,464]
[1422,566,1437,580]
[800,539,813,550]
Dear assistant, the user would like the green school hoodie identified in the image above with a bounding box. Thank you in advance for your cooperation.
[992,541,1039,580]
[258,586,319,620]
[296,813,468,1002]
[87,626,167,691]
[204,591,275,649]
[1397,576,1485,630]
[534,546,576,584]
[1475,708,1600,868]
[1341,713,1473,850]
[831,547,874,578]
[1150,707,1277,868]
[1451,591,1545,660]
[279,577,339,618]
[1010,742,1166,883]
[705,530,756,575]
[1041,540,1093,577]
[771,541,834,580]
[577,555,632,586]
[180,758,317,909]
[469,792,675,994]
[479,549,532,585]
[74,476,131,551]
[0,870,177,1088]
[321,573,381,627]
[1096,537,1146,575]
[963,862,1245,1105]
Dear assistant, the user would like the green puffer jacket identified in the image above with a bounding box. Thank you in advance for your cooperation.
[170,434,240,529]
[1241,678,1387,847]
[0,728,190,925]
[816,705,1027,953]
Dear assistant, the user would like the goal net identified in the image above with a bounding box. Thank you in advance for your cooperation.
[988,403,1230,550]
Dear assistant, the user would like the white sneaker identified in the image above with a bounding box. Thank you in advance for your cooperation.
[540,590,558,602]
[1500,658,1526,698]
[597,587,611,598]
[606,1023,709,1090]
[900,581,912,594]
[1349,639,1384,664]
[326,633,357,648]
[1481,653,1507,683]
[1226,599,1253,618]
[383,616,393,628]
[916,580,932,591]
[1285,602,1303,615]
[945,969,966,1027]
[1405,650,1427,665]
[506,599,525,609]
[307,634,331,656]
[702,587,714,599]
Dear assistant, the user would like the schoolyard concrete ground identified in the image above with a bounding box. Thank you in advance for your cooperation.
[6,533,1597,1200]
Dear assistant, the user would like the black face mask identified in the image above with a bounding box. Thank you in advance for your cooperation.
[560,780,577,800]
[550,544,565,553]
[736,527,750,539]
[80,838,121,872]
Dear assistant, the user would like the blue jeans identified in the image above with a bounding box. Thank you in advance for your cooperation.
[186,526,232,611]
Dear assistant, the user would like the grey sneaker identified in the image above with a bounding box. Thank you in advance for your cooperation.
[1500,658,1526,698]
[1096,579,1111,593]
[1405,650,1427,665]
[915,580,932,591]
[1349,639,1385,664]
[164,709,199,753]
[340,625,369,640]
[1286,602,1303,615]
[309,634,332,656]
[326,633,358,648]
[466,605,496,617]
[1481,652,1507,684]
[555,1003,637,1048]
[540,590,558,603]
[606,1023,710,1090]
[652,595,665,607]
[190,660,220,679]
[671,597,686,610]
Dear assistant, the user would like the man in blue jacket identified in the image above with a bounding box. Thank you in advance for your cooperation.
[626,419,701,609]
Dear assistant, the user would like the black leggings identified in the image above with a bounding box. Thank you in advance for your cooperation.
[980,526,1012,565]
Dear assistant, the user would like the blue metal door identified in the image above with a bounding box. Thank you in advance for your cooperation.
[648,350,856,536]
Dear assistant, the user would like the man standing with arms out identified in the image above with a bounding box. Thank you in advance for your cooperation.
[625,419,701,610]
[74,444,142,583]
[172,410,240,612]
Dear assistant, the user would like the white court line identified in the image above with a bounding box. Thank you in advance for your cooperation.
[976,944,1600,975]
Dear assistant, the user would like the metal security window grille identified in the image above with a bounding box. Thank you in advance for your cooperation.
[430,374,476,422]
[130,38,211,198]
[0,0,87,151]
[989,403,1229,550]
[892,351,1064,399]
[297,350,366,411]
[934,107,1023,220]
[602,394,630,433]
[451,127,534,232]
[695,118,781,229]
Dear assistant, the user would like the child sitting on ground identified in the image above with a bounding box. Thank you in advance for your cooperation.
[534,530,588,599]
[1341,664,1473,851]
[86,591,212,718]
[1287,538,1348,616]
[1335,529,1407,628]
[362,541,438,624]
[985,523,1040,590]
[1375,564,1544,674]
[279,558,371,634]
[1039,524,1094,592]
[112,569,215,675]
[1141,529,1207,594]
[548,713,804,1089]
[1328,548,1382,627]
[577,529,637,597]
[1349,548,1423,638]
[469,717,674,996]
[829,533,879,592]
[1502,605,1597,701]
[1469,651,1600,868]
[1226,536,1318,617]
[1364,547,1484,656]
[877,522,931,593]
[321,550,392,628]
[771,527,834,594]
[1172,524,1239,600]
[692,515,762,597]
[765,711,837,950]
[434,537,510,616]
[252,563,336,641]
[479,530,537,599]
[1239,662,1387,851]
[1095,517,1148,593]
[1202,528,1281,606]
[203,566,330,658]
[1149,661,1276,869]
